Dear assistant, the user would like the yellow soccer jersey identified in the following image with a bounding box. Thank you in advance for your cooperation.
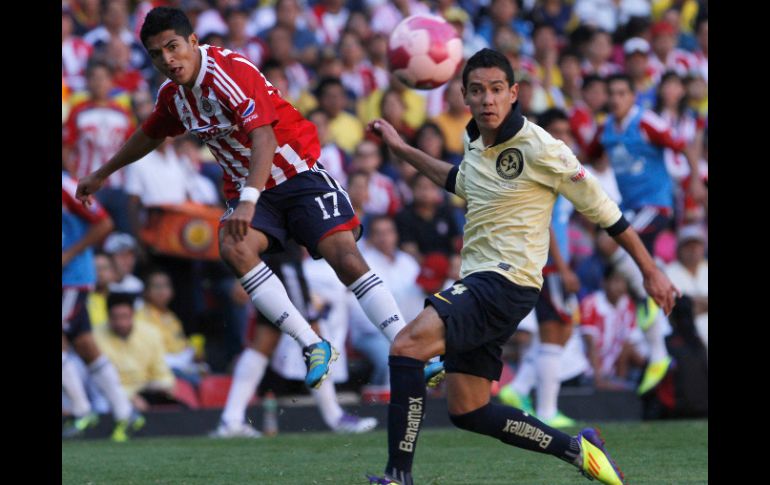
[451,103,623,290]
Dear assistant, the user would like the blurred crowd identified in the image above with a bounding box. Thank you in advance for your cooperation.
[62,0,708,416]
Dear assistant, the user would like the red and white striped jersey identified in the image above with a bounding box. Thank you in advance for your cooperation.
[648,49,697,80]
[63,100,135,187]
[142,45,321,199]
[62,36,93,93]
[580,292,636,378]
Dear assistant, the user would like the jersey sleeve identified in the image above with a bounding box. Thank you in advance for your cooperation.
[538,140,623,230]
[218,55,279,135]
[141,85,186,139]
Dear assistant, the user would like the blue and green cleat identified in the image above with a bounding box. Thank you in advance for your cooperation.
[424,360,445,388]
[576,427,626,484]
[303,339,339,389]
[365,473,400,484]
[498,384,535,415]
[111,411,146,442]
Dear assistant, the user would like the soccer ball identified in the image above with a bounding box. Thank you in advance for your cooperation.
[387,14,464,90]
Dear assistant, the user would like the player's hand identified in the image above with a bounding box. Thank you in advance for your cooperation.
[643,267,681,316]
[76,173,105,207]
[226,201,256,242]
[366,118,404,150]
[560,268,581,294]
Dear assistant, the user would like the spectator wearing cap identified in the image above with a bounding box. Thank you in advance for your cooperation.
[648,20,697,80]
[94,292,176,412]
[348,215,422,388]
[104,232,144,295]
[664,225,707,349]
[623,37,658,110]
[395,173,462,264]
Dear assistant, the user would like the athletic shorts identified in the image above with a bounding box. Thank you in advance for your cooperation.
[221,165,360,259]
[425,271,540,381]
[534,272,579,325]
[624,206,673,254]
[62,288,91,340]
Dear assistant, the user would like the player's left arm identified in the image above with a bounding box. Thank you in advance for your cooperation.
[548,144,680,315]
[640,110,706,203]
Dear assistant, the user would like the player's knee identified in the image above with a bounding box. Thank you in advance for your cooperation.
[390,327,420,358]
[448,404,489,432]
[219,237,252,267]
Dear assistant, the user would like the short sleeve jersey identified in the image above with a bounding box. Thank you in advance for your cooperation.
[142,45,320,199]
[451,103,622,290]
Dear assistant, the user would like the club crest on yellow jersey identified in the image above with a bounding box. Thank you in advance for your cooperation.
[496,148,524,180]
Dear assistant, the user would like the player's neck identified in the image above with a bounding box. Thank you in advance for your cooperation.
[480,129,498,147]
[182,48,203,89]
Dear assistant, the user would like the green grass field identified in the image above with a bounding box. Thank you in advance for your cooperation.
[62,420,707,484]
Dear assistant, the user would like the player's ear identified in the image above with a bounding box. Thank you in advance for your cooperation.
[510,83,519,102]
[188,33,199,47]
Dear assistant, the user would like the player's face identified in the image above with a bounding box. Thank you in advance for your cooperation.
[463,67,518,136]
[145,30,201,87]
[608,80,635,118]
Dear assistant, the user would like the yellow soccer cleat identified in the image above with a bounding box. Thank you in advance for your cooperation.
[637,355,673,395]
[577,428,626,485]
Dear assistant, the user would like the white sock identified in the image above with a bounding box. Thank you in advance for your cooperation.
[310,378,344,429]
[222,349,268,427]
[610,248,646,299]
[88,355,132,421]
[241,263,321,348]
[645,311,670,363]
[511,344,537,396]
[535,343,563,420]
[348,271,406,342]
[62,352,92,417]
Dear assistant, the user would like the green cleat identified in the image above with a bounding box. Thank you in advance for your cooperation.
[637,355,673,395]
[576,428,626,484]
[636,297,659,331]
[498,384,535,414]
[62,412,99,439]
[111,412,146,442]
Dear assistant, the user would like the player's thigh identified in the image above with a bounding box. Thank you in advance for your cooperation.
[390,305,446,361]
[446,373,493,415]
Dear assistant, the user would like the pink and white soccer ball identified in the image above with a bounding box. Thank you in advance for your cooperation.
[387,14,464,90]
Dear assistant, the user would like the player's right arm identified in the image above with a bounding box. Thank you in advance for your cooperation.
[76,128,165,206]
[367,118,455,190]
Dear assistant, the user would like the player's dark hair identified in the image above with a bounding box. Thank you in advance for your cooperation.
[607,73,635,93]
[653,70,688,117]
[462,48,515,88]
[537,108,569,131]
[140,7,194,47]
[532,22,556,38]
[368,214,396,231]
[107,292,136,311]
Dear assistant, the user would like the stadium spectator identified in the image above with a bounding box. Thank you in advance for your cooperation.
[104,232,144,296]
[557,49,583,109]
[622,37,658,110]
[580,29,621,77]
[349,140,401,217]
[476,0,534,57]
[664,224,708,349]
[83,0,153,81]
[265,25,312,100]
[357,75,428,133]
[580,266,647,390]
[395,173,462,262]
[135,270,207,386]
[413,122,460,169]
[311,0,351,47]
[62,6,94,93]
[648,20,696,80]
[431,78,473,159]
[63,60,135,233]
[573,0,651,33]
[339,31,379,100]
[225,6,269,68]
[259,0,319,67]
[529,0,575,37]
[87,253,119,329]
[70,0,102,36]
[569,74,607,159]
[316,77,364,154]
[306,109,348,186]
[105,36,150,97]
[369,0,430,36]
[194,0,236,40]
[94,292,177,412]
[692,17,708,82]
